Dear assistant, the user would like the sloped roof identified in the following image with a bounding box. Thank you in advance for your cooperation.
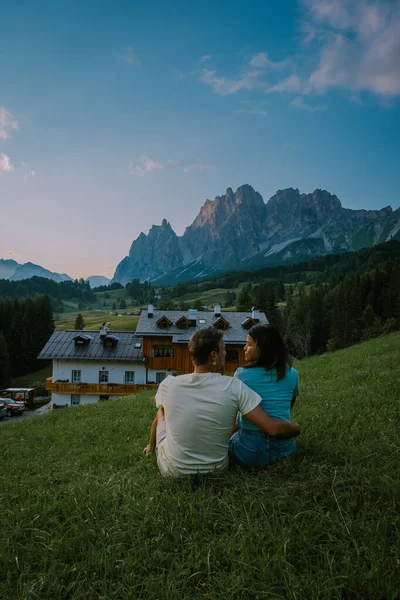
[37,331,144,361]
[137,310,268,344]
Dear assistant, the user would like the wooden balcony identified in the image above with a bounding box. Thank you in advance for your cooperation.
[46,378,157,395]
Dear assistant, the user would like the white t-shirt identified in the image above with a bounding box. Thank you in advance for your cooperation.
[155,373,261,476]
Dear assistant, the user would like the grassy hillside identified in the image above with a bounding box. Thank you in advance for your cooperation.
[1,333,399,599]
[11,363,53,388]
[56,311,140,331]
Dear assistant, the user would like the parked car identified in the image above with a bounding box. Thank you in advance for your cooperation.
[1,398,25,417]
[0,401,7,420]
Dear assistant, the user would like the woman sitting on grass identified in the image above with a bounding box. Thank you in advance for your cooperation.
[144,326,300,477]
[230,324,299,469]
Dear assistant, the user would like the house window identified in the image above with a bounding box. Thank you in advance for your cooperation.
[125,371,135,384]
[156,372,167,384]
[226,349,238,362]
[152,346,173,358]
[71,394,81,405]
[71,370,81,383]
[99,370,109,383]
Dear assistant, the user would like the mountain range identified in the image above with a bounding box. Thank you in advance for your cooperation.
[0,260,74,283]
[0,261,110,288]
[112,185,400,285]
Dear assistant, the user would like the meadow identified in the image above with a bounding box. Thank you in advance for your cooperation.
[1,332,399,599]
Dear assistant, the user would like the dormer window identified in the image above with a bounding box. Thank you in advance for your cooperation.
[241,318,257,331]
[175,316,191,330]
[213,316,229,331]
[156,316,173,329]
[73,334,93,347]
[103,334,120,348]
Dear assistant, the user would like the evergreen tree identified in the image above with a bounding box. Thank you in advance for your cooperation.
[362,305,376,328]
[7,299,25,376]
[0,332,11,388]
[265,290,283,333]
[237,288,252,311]
[21,297,37,372]
[224,290,236,307]
[74,313,85,330]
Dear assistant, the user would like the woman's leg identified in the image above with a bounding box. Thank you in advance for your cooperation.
[229,429,270,469]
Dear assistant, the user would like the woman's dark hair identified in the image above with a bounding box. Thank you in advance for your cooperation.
[189,327,223,366]
[245,324,292,381]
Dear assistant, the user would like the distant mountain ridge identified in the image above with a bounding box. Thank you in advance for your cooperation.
[86,275,111,288]
[112,185,400,285]
[0,259,74,283]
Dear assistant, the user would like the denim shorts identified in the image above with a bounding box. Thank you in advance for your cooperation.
[229,428,296,469]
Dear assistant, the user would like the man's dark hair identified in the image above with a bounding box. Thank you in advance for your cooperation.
[188,327,223,366]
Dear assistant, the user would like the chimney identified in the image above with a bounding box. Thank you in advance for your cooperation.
[188,309,197,327]
[251,306,260,322]
[148,304,154,318]
[214,304,221,317]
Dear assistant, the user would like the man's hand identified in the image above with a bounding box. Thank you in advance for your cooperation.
[244,405,301,438]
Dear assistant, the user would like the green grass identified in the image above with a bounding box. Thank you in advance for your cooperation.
[174,287,239,307]
[56,311,139,331]
[1,333,399,599]
[11,364,53,388]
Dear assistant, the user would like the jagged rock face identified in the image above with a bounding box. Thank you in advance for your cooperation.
[113,219,184,285]
[265,188,342,241]
[112,185,400,284]
[183,185,267,266]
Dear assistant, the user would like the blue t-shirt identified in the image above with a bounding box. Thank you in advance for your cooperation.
[234,366,300,431]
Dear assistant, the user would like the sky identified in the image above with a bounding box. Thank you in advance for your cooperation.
[1,0,400,280]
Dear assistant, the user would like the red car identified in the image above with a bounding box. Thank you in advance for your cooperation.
[1,398,25,417]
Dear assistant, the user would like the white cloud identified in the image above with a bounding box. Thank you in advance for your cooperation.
[235,108,267,116]
[24,170,36,179]
[199,68,265,95]
[130,156,214,176]
[130,155,164,177]
[0,153,14,172]
[120,46,140,66]
[267,74,304,93]
[194,0,400,106]
[197,49,296,96]
[290,96,327,112]
[0,107,18,140]
[249,52,282,69]
[200,54,212,63]
[305,0,400,97]
[181,161,214,173]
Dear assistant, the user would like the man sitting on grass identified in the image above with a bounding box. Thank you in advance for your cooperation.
[145,327,300,477]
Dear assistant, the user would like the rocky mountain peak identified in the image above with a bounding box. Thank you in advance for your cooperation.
[112,184,400,285]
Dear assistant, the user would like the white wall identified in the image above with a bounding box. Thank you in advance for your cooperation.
[52,393,112,407]
[52,360,146,385]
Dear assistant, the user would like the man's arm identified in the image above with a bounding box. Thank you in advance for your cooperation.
[244,405,300,438]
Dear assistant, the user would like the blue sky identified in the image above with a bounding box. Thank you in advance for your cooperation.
[1,0,399,279]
